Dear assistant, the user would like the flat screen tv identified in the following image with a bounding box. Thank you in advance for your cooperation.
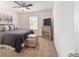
[43,18,51,26]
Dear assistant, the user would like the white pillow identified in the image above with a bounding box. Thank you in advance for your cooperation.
[0,26,4,31]
[4,25,9,31]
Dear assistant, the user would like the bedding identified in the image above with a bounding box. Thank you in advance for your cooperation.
[0,29,34,53]
[9,24,15,31]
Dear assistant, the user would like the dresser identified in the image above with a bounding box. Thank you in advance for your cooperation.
[42,26,53,40]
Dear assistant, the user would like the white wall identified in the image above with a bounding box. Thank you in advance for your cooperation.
[0,2,18,27]
[74,2,79,53]
[18,9,52,36]
[53,2,75,57]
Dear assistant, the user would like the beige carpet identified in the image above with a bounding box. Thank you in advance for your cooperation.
[0,37,58,57]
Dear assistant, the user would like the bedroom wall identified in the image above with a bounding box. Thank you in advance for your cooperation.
[53,1,75,56]
[74,2,79,53]
[0,2,18,27]
[18,9,52,36]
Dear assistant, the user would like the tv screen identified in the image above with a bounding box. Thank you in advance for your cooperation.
[44,18,51,26]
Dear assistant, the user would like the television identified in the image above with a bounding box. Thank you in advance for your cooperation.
[43,18,51,26]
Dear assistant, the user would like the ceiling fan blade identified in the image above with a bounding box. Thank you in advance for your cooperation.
[14,1,23,7]
[12,6,21,8]
[25,7,31,10]
[25,4,33,7]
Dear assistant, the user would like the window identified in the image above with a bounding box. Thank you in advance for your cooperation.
[30,16,38,30]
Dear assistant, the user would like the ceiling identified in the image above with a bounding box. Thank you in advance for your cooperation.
[9,1,54,13]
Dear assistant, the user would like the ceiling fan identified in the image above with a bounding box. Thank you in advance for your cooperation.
[13,1,33,11]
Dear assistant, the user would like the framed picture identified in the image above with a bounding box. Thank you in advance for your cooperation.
[0,13,13,24]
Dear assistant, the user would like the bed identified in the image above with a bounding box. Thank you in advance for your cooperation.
[0,24,34,53]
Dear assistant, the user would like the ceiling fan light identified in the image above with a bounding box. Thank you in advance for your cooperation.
[21,7,26,11]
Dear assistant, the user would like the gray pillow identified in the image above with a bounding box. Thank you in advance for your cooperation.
[9,24,15,31]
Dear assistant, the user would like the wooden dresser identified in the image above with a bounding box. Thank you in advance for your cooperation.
[42,26,53,40]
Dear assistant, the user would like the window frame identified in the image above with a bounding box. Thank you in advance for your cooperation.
[29,16,38,30]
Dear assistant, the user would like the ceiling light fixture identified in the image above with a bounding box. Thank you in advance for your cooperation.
[21,7,26,11]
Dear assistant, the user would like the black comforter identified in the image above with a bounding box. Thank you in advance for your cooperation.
[0,29,34,53]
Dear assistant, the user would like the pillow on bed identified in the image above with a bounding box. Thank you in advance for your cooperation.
[0,26,4,32]
[4,25,9,31]
[9,24,15,31]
